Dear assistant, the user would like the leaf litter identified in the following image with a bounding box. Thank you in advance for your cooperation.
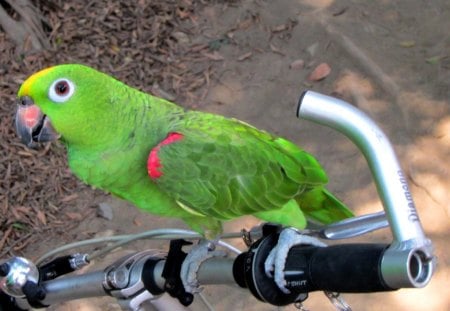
[0,0,225,257]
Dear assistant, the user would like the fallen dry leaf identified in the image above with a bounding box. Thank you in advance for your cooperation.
[237,18,254,30]
[203,51,225,61]
[176,7,191,19]
[37,210,47,225]
[237,52,253,61]
[308,62,332,82]
[133,216,142,226]
[65,212,83,221]
[399,40,416,48]
[272,23,287,33]
[289,59,304,70]
[0,226,13,251]
[269,43,284,55]
[60,193,79,202]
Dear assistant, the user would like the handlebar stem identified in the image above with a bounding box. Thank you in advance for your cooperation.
[297,91,435,289]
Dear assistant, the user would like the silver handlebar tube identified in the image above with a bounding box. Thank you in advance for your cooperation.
[14,271,106,309]
[297,90,435,289]
[14,257,236,310]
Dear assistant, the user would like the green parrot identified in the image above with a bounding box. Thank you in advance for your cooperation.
[15,64,353,238]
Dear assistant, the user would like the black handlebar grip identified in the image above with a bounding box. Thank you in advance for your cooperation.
[284,243,395,293]
[234,231,396,306]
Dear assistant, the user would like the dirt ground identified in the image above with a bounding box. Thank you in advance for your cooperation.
[1,0,449,310]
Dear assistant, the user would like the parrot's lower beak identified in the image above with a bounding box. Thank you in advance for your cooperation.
[15,96,60,148]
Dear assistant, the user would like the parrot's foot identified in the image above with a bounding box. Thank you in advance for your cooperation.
[180,240,227,293]
[264,227,327,294]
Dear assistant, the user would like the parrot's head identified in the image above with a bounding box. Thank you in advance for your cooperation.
[15,64,120,148]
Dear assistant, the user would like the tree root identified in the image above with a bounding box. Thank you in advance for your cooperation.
[0,0,50,52]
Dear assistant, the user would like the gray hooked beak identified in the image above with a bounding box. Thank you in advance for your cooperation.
[15,96,60,148]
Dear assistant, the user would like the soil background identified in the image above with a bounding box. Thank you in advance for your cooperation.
[1,0,449,310]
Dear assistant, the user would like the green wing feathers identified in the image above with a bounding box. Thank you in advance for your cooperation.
[151,113,353,229]
[274,137,353,224]
[296,187,353,224]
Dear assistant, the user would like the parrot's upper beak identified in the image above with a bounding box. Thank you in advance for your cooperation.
[15,96,60,148]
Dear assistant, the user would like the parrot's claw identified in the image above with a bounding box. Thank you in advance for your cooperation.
[264,227,327,294]
[181,240,227,294]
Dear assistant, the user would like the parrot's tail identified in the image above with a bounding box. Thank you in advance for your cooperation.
[295,187,354,225]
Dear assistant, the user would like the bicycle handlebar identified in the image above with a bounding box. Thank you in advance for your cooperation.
[3,239,399,310]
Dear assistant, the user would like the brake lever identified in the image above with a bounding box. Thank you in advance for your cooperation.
[317,211,388,240]
[104,250,165,311]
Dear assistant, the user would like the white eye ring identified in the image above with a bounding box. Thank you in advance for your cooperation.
[48,78,75,103]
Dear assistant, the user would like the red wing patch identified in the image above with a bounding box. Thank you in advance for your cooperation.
[147,132,184,180]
